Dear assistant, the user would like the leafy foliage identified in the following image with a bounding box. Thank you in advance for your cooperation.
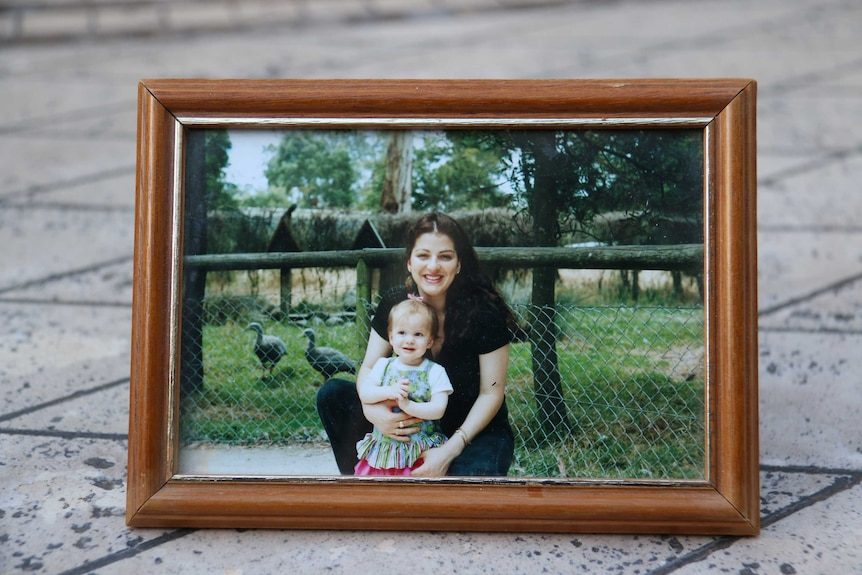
[412,131,512,211]
[264,131,360,209]
[491,129,704,245]
[204,130,240,212]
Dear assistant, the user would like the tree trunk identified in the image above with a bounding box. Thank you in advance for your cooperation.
[380,131,413,214]
[529,133,572,439]
[180,130,208,396]
[379,131,413,289]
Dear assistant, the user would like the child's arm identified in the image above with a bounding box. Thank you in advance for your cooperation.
[359,378,409,404]
[397,389,449,421]
[357,360,408,404]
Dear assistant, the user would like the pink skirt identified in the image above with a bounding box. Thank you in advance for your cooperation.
[354,459,424,476]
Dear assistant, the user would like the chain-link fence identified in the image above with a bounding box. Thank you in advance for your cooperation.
[179,262,704,480]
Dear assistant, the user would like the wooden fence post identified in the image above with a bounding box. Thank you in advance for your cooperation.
[355,257,372,353]
[266,205,300,319]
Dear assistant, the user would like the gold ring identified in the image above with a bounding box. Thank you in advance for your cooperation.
[398,421,404,429]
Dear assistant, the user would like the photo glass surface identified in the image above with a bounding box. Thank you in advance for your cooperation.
[176,127,706,481]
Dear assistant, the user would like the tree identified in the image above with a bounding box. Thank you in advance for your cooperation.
[380,131,414,213]
[489,129,703,440]
[413,131,512,211]
[180,129,220,396]
[523,132,573,437]
[203,129,239,212]
[265,131,357,208]
[574,130,704,245]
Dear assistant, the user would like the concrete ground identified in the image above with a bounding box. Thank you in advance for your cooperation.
[2,0,861,573]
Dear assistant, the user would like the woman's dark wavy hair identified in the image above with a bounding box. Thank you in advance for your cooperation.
[403,212,516,346]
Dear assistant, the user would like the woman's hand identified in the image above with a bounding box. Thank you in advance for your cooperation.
[410,442,459,477]
[412,345,512,477]
[362,400,421,442]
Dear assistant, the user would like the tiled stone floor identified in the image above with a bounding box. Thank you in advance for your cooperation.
[2,0,861,573]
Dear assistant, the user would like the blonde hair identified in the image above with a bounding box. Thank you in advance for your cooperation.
[388,298,439,340]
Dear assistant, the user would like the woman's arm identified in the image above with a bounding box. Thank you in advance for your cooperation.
[411,344,510,477]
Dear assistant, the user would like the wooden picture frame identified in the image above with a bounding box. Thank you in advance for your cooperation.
[127,79,758,534]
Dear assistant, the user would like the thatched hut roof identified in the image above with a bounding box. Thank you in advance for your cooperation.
[207,207,532,254]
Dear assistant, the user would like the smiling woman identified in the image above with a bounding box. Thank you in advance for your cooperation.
[317,211,519,477]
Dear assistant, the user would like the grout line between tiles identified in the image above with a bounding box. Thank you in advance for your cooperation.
[0,201,135,213]
[0,376,129,423]
[0,165,135,204]
[0,254,133,295]
[759,325,862,336]
[0,428,128,441]
[54,529,198,575]
[646,469,862,575]
[758,224,862,233]
[761,463,862,475]
[0,297,132,308]
[758,270,862,318]
[758,143,862,188]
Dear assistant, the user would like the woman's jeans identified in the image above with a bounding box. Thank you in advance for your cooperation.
[316,378,514,476]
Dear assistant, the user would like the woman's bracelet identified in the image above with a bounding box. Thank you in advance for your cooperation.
[453,428,471,450]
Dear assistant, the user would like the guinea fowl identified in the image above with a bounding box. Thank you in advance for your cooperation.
[247,322,287,375]
[302,328,357,379]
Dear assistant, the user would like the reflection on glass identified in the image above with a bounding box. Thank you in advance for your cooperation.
[177,128,705,480]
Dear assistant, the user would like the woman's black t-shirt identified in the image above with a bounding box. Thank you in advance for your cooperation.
[370,286,513,437]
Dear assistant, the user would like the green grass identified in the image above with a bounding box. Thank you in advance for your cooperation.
[506,306,705,479]
[179,320,360,444]
[179,303,704,480]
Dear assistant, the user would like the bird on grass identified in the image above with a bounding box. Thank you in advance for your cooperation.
[247,322,287,376]
[302,328,357,380]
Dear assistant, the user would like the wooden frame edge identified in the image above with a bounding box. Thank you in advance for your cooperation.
[127,82,178,523]
[710,80,760,533]
[127,79,759,534]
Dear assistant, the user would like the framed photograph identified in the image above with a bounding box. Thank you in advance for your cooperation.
[127,79,758,534]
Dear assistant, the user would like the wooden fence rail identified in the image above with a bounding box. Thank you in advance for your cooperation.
[184,244,704,273]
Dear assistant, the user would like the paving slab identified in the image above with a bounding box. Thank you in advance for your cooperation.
[759,330,862,469]
[2,378,129,436]
[0,302,131,381]
[0,204,133,290]
[0,434,166,575]
[759,155,862,229]
[757,230,862,312]
[0,139,135,203]
[673,480,862,575]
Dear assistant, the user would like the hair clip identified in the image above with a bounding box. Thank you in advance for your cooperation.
[407,293,424,302]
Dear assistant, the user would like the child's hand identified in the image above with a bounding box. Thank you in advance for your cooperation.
[388,379,410,401]
[395,379,411,410]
